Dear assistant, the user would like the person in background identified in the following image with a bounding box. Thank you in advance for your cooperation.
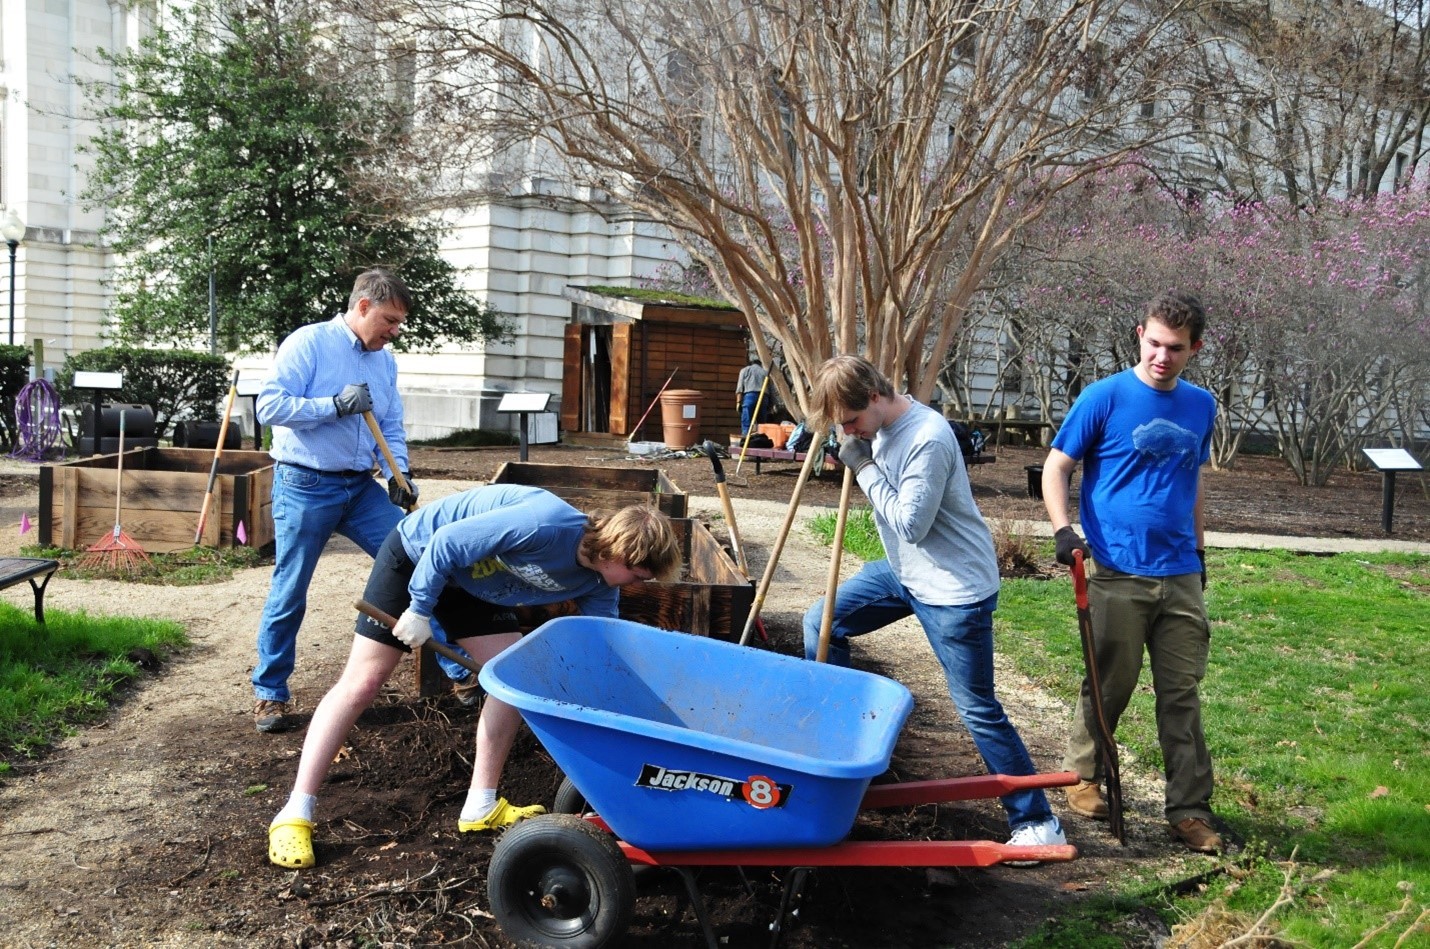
[266,486,682,869]
[802,354,1065,863]
[1040,290,1222,854]
[250,268,422,733]
[735,358,769,436]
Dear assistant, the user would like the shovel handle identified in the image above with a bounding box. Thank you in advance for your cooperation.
[353,598,482,677]
[362,411,413,511]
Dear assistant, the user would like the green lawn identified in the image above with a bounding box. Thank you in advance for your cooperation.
[0,602,188,771]
[809,509,1429,947]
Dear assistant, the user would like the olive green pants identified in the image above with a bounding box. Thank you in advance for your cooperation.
[1061,562,1214,825]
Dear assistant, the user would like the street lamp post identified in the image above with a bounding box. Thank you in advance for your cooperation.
[0,210,26,346]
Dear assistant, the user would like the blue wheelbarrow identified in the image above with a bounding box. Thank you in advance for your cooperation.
[479,616,1078,948]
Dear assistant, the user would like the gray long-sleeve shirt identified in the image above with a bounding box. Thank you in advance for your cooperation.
[856,397,1000,606]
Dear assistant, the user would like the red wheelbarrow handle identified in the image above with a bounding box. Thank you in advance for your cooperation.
[859,771,1079,810]
[619,839,1078,869]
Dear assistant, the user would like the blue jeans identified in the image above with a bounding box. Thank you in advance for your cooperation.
[803,559,1053,829]
[252,465,405,703]
[740,392,761,434]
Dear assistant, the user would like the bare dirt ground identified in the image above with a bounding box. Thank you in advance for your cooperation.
[0,441,1425,949]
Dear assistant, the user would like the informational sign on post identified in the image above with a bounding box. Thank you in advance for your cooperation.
[1362,448,1423,534]
[497,392,553,462]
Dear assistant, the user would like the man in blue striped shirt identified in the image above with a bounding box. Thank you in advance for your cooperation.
[251,268,422,733]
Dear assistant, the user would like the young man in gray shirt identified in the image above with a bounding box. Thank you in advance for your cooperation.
[803,355,1064,858]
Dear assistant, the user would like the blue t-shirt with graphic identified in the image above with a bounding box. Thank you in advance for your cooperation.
[1052,368,1216,577]
[396,484,618,618]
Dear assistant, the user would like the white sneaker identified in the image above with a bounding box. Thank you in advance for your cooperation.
[1005,816,1066,867]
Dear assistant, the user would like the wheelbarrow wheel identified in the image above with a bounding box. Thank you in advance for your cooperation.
[489,813,635,948]
[552,777,589,815]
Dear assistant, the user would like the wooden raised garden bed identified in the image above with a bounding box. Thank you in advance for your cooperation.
[38,448,276,553]
[491,460,688,518]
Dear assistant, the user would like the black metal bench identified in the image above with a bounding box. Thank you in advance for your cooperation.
[0,557,61,624]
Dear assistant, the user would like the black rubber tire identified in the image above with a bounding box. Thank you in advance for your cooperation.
[552,777,589,816]
[488,814,635,948]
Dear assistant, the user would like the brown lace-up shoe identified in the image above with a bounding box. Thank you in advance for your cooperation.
[254,700,293,734]
[1064,779,1109,819]
[1170,817,1223,853]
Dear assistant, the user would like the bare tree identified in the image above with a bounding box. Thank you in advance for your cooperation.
[346,0,1206,413]
[1175,0,1430,206]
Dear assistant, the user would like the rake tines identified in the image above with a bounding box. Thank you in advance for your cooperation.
[81,408,152,576]
[82,524,154,574]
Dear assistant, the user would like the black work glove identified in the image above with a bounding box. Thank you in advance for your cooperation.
[837,435,874,474]
[1197,548,1206,590]
[389,473,419,508]
[1054,526,1092,566]
[334,383,373,418]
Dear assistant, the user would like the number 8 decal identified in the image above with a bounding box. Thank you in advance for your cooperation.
[742,775,782,809]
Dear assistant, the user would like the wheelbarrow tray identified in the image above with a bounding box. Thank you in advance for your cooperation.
[479,616,914,851]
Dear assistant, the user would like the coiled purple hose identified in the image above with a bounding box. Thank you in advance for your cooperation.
[9,377,64,461]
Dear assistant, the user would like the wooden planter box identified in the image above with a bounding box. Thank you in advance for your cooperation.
[491,461,687,518]
[38,448,276,553]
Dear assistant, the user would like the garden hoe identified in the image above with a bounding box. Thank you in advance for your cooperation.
[363,411,416,513]
[83,409,153,574]
[1072,549,1126,844]
[814,464,857,663]
[354,599,482,676]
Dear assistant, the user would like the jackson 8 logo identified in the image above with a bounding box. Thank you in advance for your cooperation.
[637,764,793,809]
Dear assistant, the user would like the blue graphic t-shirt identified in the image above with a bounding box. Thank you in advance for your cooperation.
[396,485,618,618]
[1052,368,1217,576]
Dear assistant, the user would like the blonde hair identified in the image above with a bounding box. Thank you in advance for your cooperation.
[580,505,682,581]
[810,355,895,429]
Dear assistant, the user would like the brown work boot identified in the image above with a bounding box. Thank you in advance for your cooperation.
[1170,817,1223,854]
[1064,779,1109,819]
[254,700,293,734]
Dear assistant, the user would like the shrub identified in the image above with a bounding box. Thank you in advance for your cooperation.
[56,348,230,439]
[0,344,30,450]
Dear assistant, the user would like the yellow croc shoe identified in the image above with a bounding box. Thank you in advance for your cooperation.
[268,817,315,869]
[458,798,547,833]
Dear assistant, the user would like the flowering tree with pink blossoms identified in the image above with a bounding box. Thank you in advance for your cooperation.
[970,166,1430,482]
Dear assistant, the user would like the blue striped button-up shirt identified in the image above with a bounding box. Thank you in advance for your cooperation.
[257,315,409,475]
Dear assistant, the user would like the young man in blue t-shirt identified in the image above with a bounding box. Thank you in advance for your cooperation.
[1040,291,1223,854]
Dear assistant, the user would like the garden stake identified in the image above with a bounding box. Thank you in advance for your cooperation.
[354,599,482,677]
[363,411,415,513]
[738,438,825,647]
[815,464,857,663]
[1072,549,1126,845]
[194,369,241,545]
[82,409,153,574]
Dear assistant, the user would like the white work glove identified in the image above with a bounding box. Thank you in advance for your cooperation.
[393,609,433,649]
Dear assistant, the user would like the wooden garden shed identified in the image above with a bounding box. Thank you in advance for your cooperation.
[560,286,749,446]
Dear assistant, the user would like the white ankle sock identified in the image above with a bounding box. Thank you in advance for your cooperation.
[276,792,317,824]
[461,788,499,823]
